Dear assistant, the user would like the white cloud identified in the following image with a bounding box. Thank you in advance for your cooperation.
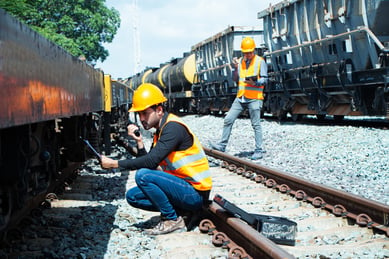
[96,0,277,79]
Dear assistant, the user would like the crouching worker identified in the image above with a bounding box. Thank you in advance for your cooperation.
[100,83,212,235]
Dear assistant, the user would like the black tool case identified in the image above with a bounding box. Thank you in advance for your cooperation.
[213,194,297,246]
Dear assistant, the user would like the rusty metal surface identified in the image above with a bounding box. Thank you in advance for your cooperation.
[204,147,389,229]
[205,162,389,257]
[205,203,295,259]
[0,9,104,129]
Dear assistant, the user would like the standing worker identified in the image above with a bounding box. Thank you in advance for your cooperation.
[100,83,212,235]
[210,37,268,160]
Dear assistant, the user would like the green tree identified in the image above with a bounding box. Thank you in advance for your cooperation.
[0,0,120,63]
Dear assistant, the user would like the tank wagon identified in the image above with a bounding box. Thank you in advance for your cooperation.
[0,9,131,234]
[127,26,263,114]
[127,0,389,121]
[259,0,389,119]
[127,53,199,112]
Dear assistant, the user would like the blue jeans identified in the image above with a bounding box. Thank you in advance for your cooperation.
[219,98,263,151]
[126,168,204,220]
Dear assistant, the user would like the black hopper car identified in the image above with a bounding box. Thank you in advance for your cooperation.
[127,0,389,120]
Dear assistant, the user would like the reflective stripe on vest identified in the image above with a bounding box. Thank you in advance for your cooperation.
[153,114,212,191]
[237,55,265,100]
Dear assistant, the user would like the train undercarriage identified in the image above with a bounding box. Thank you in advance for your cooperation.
[0,113,111,238]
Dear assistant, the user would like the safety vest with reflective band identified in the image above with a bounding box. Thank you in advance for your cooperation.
[237,55,265,100]
[152,114,212,191]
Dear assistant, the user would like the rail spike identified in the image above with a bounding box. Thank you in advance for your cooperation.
[312,196,326,208]
[212,232,229,247]
[236,167,245,175]
[265,178,277,188]
[221,161,229,168]
[228,245,251,259]
[254,174,265,183]
[356,213,373,227]
[278,184,291,193]
[332,204,348,217]
[295,190,307,200]
[199,219,216,234]
[228,164,237,172]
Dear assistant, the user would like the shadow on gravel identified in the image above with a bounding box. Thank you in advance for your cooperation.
[0,163,130,258]
[132,215,161,229]
[233,151,254,158]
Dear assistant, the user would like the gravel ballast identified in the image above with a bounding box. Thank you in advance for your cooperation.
[4,114,386,259]
[179,115,389,205]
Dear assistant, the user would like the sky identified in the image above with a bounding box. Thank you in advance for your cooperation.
[95,0,278,79]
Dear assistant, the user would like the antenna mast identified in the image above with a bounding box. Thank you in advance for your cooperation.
[132,0,141,74]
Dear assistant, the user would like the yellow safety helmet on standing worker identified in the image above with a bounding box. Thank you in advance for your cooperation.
[241,37,256,53]
[129,83,167,112]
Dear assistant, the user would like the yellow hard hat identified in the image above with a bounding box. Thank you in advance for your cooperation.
[129,83,167,112]
[241,37,256,53]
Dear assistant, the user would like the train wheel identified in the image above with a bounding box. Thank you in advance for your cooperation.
[334,115,344,121]
[291,113,302,121]
[277,111,288,121]
[4,227,23,246]
[0,188,12,232]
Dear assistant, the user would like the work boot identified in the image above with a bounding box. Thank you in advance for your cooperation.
[144,216,186,235]
[209,142,226,152]
[251,150,263,160]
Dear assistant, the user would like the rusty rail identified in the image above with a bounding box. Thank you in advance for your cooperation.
[204,147,389,236]
[201,203,295,259]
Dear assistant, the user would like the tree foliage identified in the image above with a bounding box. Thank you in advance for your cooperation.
[0,0,120,63]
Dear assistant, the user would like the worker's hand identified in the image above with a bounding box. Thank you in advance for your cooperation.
[100,155,118,169]
[232,57,239,68]
[244,77,256,85]
[127,124,141,139]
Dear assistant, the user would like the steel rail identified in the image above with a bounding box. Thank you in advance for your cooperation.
[203,202,295,259]
[204,147,389,235]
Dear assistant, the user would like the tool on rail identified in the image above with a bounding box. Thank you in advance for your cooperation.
[213,194,297,246]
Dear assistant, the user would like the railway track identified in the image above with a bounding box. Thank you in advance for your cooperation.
[177,111,389,130]
[203,148,389,258]
[1,147,388,258]
[0,156,229,258]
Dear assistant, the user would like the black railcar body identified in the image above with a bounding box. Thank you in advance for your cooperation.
[0,9,131,234]
[127,26,263,114]
[259,0,389,119]
[0,9,104,129]
[127,0,389,120]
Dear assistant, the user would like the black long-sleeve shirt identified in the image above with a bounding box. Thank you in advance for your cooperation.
[118,113,193,170]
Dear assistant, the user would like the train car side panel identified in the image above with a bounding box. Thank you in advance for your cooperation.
[0,9,104,129]
[258,0,389,118]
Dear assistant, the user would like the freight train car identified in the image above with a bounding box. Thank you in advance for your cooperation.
[0,9,131,235]
[126,53,199,112]
[127,26,263,114]
[191,26,263,114]
[259,0,389,120]
[127,0,389,121]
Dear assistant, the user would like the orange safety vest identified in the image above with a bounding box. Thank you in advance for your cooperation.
[237,55,265,100]
[152,114,212,191]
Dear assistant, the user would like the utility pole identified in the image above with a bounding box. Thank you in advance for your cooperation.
[132,0,141,74]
